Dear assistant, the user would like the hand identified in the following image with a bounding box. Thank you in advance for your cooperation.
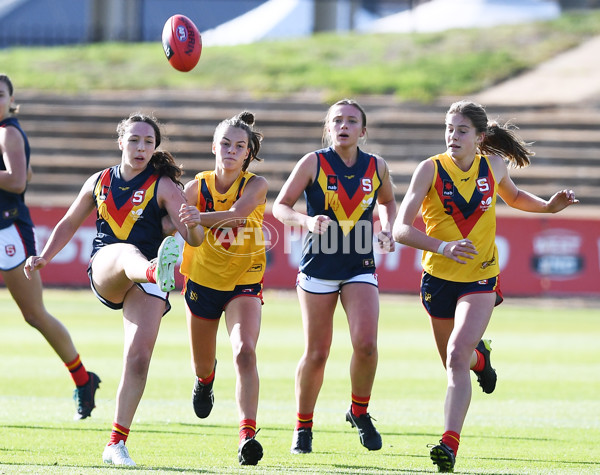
[441,239,478,264]
[24,255,48,279]
[179,203,202,229]
[376,230,395,253]
[307,215,331,235]
[547,189,579,213]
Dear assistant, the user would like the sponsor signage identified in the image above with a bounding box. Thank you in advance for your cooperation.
[2,207,598,297]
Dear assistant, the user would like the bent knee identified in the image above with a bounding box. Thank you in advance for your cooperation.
[446,346,472,371]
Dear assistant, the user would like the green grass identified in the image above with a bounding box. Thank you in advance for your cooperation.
[1,289,599,473]
[2,10,600,102]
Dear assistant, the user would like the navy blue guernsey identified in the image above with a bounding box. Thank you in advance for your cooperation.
[91,165,166,260]
[300,147,382,280]
[0,117,33,230]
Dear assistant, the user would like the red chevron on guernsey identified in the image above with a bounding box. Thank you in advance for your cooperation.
[318,156,378,222]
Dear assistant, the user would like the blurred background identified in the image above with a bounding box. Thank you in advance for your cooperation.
[1,0,598,46]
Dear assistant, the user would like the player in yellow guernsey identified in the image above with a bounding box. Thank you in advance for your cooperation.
[180,112,267,466]
[393,100,578,473]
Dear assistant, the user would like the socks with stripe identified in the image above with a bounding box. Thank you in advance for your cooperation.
[108,422,130,446]
[65,354,89,387]
[442,430,460,455]
[295,412,313,430]
[351,393,370,417]
[239,419,257,443]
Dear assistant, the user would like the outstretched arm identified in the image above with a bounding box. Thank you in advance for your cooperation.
[493,155,579,212]
[24,173,99,278]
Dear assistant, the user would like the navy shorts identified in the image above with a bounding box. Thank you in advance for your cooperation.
[184,279,263,320]
[421,271,503,319]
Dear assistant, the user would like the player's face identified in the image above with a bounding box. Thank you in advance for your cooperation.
[0,82,13,120]
[327,104,366,148]
[119,122,156,172]
[213,126,250,171]
[445,113,483,162]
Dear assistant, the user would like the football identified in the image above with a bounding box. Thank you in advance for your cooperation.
[162,14,202,72]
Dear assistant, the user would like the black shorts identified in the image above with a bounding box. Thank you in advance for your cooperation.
[184,279,263,320]
[421,271,503,319]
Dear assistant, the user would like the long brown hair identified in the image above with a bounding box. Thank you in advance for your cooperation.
[447,100,533,168]
[117,112,183,187]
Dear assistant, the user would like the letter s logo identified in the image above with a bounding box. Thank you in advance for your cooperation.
[132,190,146,205]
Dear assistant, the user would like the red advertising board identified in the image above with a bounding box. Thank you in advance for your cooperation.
[3,207,599,297]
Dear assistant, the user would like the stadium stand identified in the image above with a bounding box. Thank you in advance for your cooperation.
[18,89,600,215]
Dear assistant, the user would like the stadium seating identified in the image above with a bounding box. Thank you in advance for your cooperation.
[19,90,600,215]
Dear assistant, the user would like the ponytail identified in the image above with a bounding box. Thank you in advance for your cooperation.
[150,150,183,188]
[447,100,534,168]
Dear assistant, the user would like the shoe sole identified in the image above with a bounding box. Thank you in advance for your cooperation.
[156,236,179,292]
[430,446,455,473]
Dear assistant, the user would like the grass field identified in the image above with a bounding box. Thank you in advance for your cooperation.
[0,288,599,474]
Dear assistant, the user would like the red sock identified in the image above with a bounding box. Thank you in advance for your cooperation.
[351,393,370,417]
[146,262,157,283]
[65,354,89,387]
[239,419,256,442]
[296,412,313,430]
[198,367,215,385]
[108,422,130,446]
[442,430,460,455]
[472,348,485,372]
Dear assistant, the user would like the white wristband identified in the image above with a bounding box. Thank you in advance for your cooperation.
[437,241,448,255]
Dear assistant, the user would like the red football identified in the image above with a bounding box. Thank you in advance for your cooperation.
[162,14,202,72]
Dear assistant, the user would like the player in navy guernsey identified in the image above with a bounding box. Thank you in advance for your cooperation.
[0,74,100,421]
[25,112,204,467]
[273,99,396,455]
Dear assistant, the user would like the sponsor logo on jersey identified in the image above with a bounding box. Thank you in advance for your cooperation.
[443,180,454,196]
[327,175,338,191]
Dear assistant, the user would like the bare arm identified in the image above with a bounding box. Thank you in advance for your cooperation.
[24,172,99,277]
[0,125,28,194]
[272,152,331,234]
[184,175,268,229]
[158,178,204,247]
[375,157,396,252]
[492,155,579,212]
